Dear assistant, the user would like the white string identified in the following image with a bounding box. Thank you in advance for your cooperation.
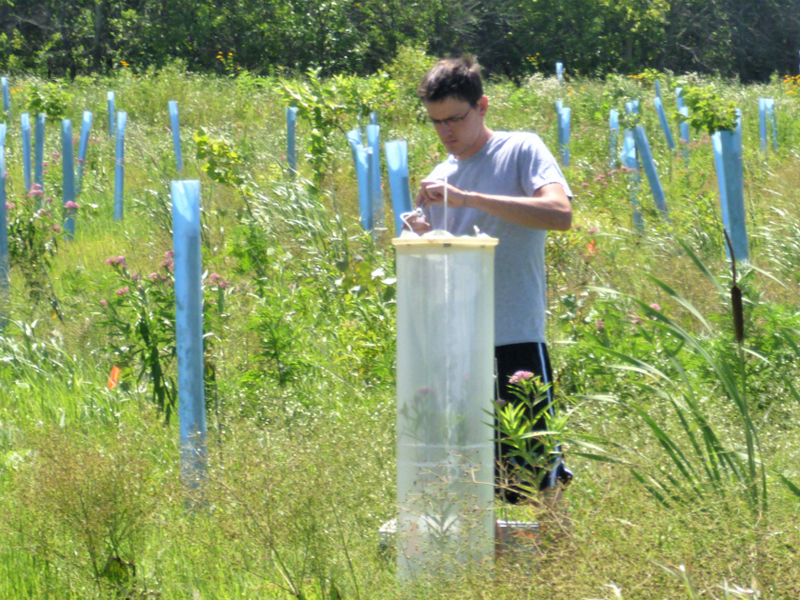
[443,175,448,233]
[400,207,424,231]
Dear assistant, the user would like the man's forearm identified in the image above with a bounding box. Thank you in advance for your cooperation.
[463,184,572,231]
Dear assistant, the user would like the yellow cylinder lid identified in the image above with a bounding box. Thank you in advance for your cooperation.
[392,230,498,248]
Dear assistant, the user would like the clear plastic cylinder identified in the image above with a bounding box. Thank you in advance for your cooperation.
[393,234,498,580]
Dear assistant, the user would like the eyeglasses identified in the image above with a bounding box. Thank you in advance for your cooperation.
[429,107,473,127]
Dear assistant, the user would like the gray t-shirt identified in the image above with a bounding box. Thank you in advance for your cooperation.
[425,131,572,346]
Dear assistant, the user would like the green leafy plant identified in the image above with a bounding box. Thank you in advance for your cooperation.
[194,127,246,189]
[6,185,63,316]
[98,253,178,423]
[26,81,71,121]
[281,69,349,188]
[677,84,738,134]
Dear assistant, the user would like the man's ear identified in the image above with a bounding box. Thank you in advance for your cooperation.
[477,95,489,116]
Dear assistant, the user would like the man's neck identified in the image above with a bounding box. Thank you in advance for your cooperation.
[454,126,494,161]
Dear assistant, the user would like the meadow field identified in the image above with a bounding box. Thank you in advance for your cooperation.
[1,55,800,599]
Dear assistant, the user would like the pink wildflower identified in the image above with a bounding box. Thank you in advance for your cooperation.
[5,202,15,211]
[100,299,108,308]
[650,303,661,311]
[596,319,605,330]
[130,273,140,282]
[44,197,54,203]
[51,224,61,233]
[105,256,126,266]
[161,258,174,271]
[51,153,61,159]
[209,273,229,288]
[588,227,597,235]
[116,287,129,296]
[148,272,160,282]
[77,158,84,164]
[509,370,535,385]
[164,250,174,259]
[64,201,79,210]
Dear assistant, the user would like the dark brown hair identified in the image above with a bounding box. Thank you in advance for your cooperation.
[417,55,483,106]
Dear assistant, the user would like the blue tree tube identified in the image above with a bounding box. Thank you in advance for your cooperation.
[62,120,76,239]
[758,98,767,155]
[169,101,183,172]
[558,106,570,167]
[555,99,563,114]
[354,144,373,233]
[676,87,685,110]
[765,99,777,151]
[609,109,619,169]
[621,129,643,232]
[114,112,127,221]
[21,113,31,192]
[0,123,8,321]
[369,111,378,125]
[711,133,730,239]
[655,79,662,101]
[1,77,9,117]
[171,179,207,490]
[346,128,362,165]
[34,114,45,191]
[714,130,748,262]
[108,91,115,137]
[556,62,563,83]
[286,107,297,175]
[632,125,668,217]
[625,100,639,116]
[77,111,92,188]
[735,108,742,155]
[385,140,412,236]
[366,124,383,228]
[653,97,675,150]
[679,106,690,161]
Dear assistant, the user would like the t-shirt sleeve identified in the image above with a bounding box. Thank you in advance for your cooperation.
[520,135,573,199]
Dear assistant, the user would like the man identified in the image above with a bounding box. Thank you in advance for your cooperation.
[408,55,573,504]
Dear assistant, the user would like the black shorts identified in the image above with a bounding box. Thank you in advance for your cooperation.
[494,342,572,499]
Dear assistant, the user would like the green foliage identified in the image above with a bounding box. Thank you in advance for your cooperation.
[97,255,178,424]
[6,187,61,312]
[678,85,738,135]
[25,81,71,122]
[194,127,246,189]
[281,69,349,188]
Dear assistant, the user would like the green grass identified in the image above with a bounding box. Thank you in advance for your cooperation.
[0,68,799,598]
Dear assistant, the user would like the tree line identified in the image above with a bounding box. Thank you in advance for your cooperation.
[1,0,799,83]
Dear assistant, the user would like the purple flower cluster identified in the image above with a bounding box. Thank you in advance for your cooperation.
[105,255,126,266]
[64,201,80,210]
[508,370,534,385]
[208,273,230,289]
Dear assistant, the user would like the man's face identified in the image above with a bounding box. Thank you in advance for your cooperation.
[424,96,488,160]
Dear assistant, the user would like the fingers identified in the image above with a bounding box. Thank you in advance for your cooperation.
[417,179,463,208]
[402,214,431,234]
